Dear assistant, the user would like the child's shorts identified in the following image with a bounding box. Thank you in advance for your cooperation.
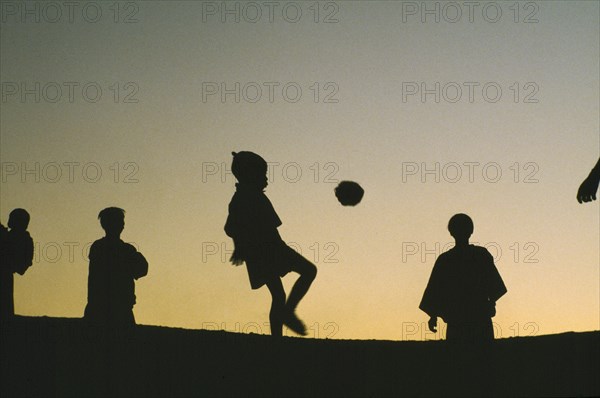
[244,241,311,289]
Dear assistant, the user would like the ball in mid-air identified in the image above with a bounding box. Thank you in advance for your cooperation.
[335,181,364,206]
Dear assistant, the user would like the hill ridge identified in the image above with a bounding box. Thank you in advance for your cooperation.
[2,316,599,397]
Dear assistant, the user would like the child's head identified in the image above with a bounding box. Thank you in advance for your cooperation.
[8,208,30,231]
[98,207,125,235]
[448,213,474,241]
[231,151,268,188]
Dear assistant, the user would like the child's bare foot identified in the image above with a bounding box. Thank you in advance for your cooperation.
[284,311,307,336]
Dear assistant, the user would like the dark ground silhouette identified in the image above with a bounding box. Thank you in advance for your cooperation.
[225,151,317,337]
[0,316,598,397]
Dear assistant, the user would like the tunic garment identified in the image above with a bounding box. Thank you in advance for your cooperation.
[225,184,293,289]
[419,245,507,325]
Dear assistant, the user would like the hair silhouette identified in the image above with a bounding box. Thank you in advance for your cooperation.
[231,151,268,186]
[577,157,600,203]
[419,214,507,343]
[225,151,317,337]
[98,207,126,233]
[84,207,148,326]
[448,213,474,240]
[0,209,34,321]
[7,208,30,231]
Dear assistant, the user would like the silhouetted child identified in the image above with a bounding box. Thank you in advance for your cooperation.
[84,207,148,326]
[224,151,317,337]
[419,214,507,343]
[0,209,34,321]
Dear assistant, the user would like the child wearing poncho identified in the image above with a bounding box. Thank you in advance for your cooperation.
[420,213,507,343]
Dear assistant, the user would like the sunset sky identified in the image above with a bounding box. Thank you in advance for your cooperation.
[1,0,598,340]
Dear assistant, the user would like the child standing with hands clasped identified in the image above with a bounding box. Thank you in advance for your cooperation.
[84,207,148,326]
[224,151,317,337]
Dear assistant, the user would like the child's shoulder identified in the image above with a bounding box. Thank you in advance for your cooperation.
[7,229,32,242]
[91,238,136,253]
[469,244,493,258]
[89,237,106,251]
[122,241,139,253]
[439,244,490,259]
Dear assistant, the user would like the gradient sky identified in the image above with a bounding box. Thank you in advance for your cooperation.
[1,0,598,340]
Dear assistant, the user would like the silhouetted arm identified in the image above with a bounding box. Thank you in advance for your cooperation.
[224,197,248,265]
[86,241,106,311]
[419,256,446,330]
[577,157,600,203]
[225,222,248,265]
[0,224,8,271]
[15,234,34,275]
[129,247,148,280]
[224,213,237,239]
[484,251,507,303]
[225,212,246,266]
[9,232,34,275]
